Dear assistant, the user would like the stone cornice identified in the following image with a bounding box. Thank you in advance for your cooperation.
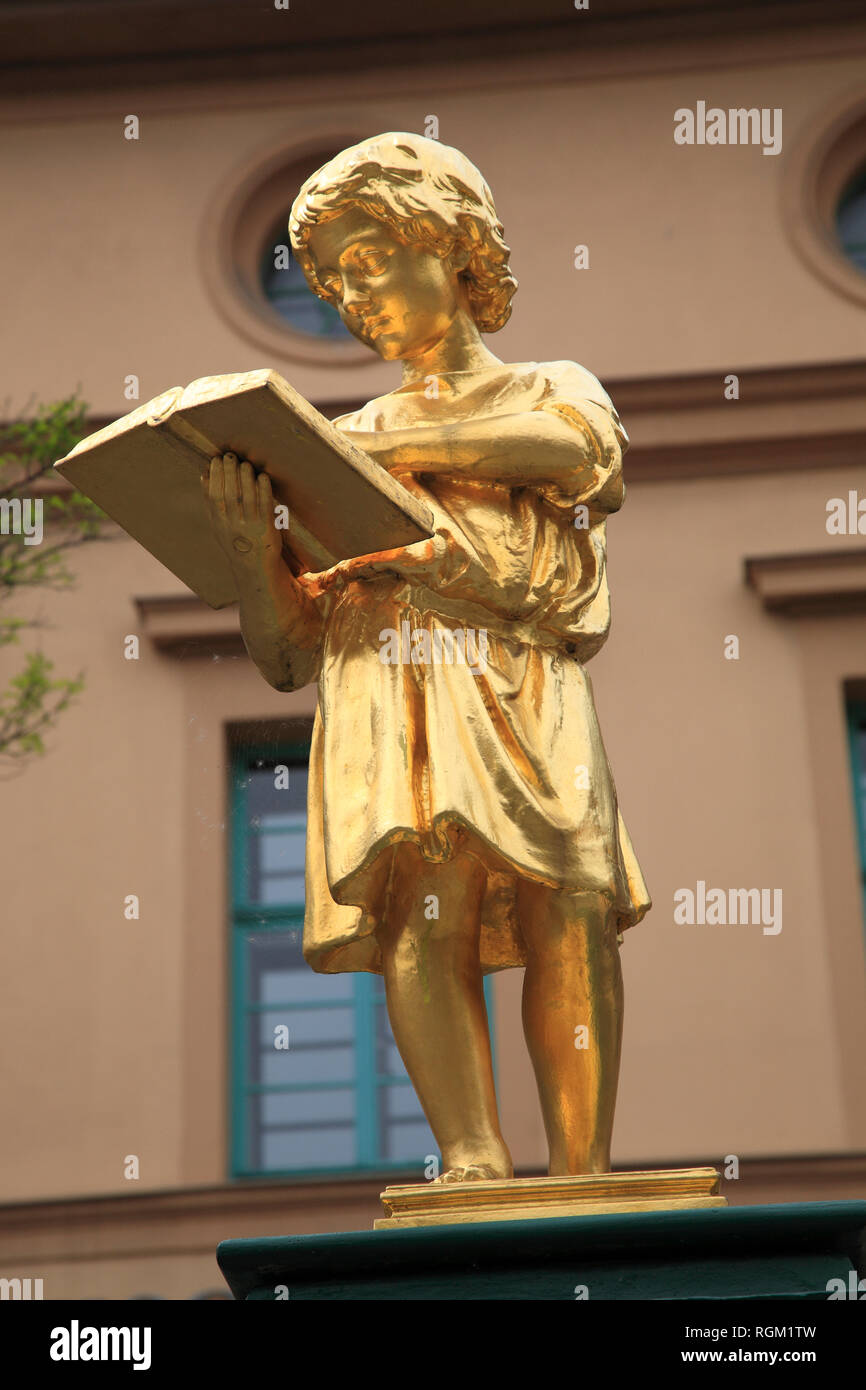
[0,1153,863,1262]
[134,593,243,654]
[616,358,866,414]
[20,356,866,586]
[140,533,866,661]
[29,357,866,490]
[614,358,866,481]
[1,1,865,105]
[745,547,866,616]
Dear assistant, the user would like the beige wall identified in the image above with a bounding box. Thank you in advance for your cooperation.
[1,19,865,1241]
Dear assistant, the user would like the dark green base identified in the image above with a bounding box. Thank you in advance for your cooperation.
[217,1200,866,1300]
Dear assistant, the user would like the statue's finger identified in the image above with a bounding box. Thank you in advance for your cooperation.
[222,454,242,523]
[239,459,257,520]
[255,469,273,524]
[207,456,227,516]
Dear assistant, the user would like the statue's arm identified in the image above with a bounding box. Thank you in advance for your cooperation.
[346,402,623,507]
[202,454,327,692]
[234,553,325,693]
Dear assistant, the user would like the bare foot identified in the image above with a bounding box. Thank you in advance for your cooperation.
[434,1163,505,1184]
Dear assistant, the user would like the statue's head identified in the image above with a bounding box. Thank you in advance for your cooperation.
[288,132,517,361]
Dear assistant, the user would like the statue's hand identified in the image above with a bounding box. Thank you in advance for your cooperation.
[201,453,284,580]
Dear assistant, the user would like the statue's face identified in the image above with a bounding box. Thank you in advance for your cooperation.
[305,206,465,362]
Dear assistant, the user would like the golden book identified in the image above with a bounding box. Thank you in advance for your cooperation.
[54,369,434,609]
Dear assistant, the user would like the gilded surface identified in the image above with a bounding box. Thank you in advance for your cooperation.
[202,132,652,1181]
[375,1168,725,1228]
[303,359,650,976]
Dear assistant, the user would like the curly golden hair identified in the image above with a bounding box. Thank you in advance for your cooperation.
[289,132,517,334]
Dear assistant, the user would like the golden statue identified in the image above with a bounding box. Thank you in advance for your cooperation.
[201,133,652,1188]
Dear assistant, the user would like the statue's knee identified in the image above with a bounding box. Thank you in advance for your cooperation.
[381,912,469,972]
[522,889,617,952]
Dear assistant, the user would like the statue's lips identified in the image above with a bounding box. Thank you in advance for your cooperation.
[363,315,392,337]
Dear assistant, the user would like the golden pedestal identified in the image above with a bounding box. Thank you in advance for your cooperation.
[375,1167,726,1229]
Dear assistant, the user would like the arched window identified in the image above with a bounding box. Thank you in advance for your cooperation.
[259,227,350,340]
[202,137,372,364]
[836,168,866,275]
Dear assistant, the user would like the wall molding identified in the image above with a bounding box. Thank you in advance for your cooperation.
[1,1,866,108]
[745,547,866,616]
[43,359,866,495]
[0,1153,863,1267]
[19,362,866,536]
[135,594,243,654]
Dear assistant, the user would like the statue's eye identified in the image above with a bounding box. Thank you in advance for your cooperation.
[357,251,387,275]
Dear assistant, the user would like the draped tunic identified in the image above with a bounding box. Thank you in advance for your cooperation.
[298,360,651,974]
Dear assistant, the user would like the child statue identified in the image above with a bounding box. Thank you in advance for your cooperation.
[202,132,651,1183]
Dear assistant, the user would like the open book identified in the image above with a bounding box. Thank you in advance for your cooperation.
[54,370,435,609]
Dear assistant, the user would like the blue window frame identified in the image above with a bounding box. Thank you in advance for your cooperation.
[846,699,866,929]
[229,738,497,1178]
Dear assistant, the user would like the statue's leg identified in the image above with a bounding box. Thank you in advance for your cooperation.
[376,838,513,1182]
[517,883,623,1175]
